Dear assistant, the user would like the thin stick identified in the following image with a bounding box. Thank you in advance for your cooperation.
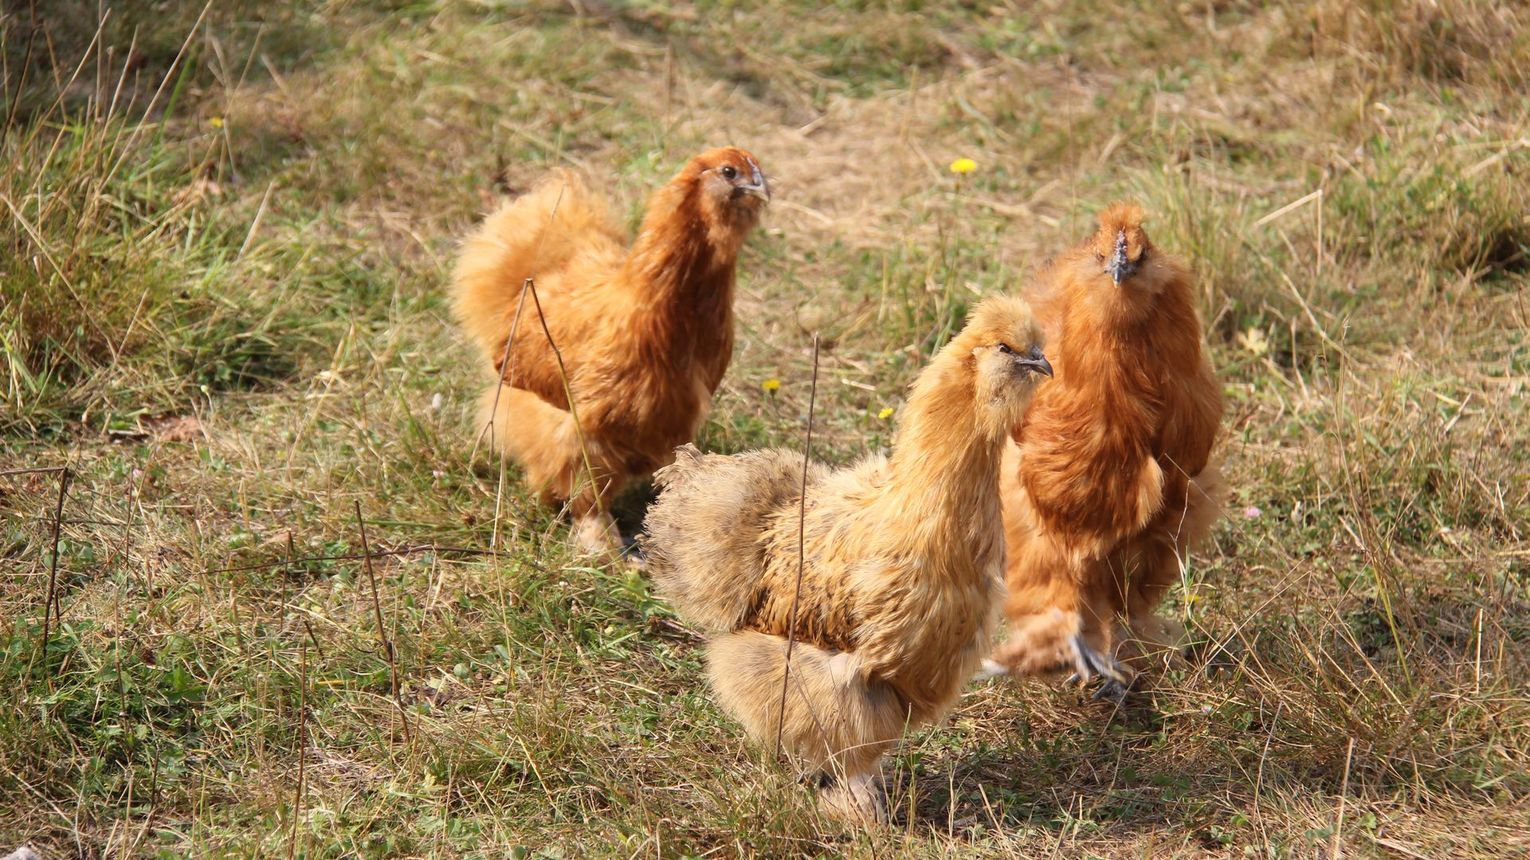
[354,500,410,744]
[527,277,604,520]
[1330,737,1356,860]
[1316,186,1324,283]
[1253,188,1322,228]
[775,334,821,757]
[1251,701,1282,853]
[237,180,275,261]
[1473,606,1484,695]
[0,466,67,478]
[300,618,324,661]
[37,466,70,682]
[473,180,565,552]
[471,276,533,463]
[114,462,140,735]
[3,19,36,133]
[282,532,295,637]
[482,277,533,552]
[288,640,308,860]
[274,531,295,760]
[208,543,508,576]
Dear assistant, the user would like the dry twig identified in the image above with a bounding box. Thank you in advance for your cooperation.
[354,499,411,744]
[776,334,821,756]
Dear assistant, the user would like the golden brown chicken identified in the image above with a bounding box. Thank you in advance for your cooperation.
[983,203,1224,699]
[641,297,1053,821]
[450,148,769,553]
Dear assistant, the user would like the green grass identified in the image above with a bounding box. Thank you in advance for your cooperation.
[2,0,1526,856]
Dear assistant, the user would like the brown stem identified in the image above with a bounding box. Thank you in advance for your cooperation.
[289,640,308,860]
[776,334,820,757]
[528,277,604,519]
[354,499,411,744]
[208,543,519,576]
[472,275,532,463]
[36,466,70,683]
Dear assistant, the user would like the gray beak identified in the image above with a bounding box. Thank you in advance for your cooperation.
[1017,345,1053,377]
[742,163,770,202]
[1104,229,1136,285]
[733,160,769,203]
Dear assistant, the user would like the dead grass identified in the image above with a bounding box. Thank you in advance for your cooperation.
[2,1,1526,857]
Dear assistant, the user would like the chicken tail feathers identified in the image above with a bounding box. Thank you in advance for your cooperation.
[449,170,621,368]
[641,445,821,632]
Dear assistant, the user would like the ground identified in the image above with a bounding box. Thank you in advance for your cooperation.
[1,1,1527,857]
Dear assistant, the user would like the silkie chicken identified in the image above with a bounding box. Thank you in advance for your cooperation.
[641,297,1054,822]
[450,148,769,554]
[983,203,1224,700]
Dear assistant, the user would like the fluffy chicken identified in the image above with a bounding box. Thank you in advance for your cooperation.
[984,203,1224,698]
[641,297,1053,821]
[450,148,769,553]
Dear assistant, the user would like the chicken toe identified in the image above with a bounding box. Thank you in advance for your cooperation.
[1069,632,1129,685]
[1091,677,1132,705]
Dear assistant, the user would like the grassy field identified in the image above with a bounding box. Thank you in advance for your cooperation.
[2,0,1526,856]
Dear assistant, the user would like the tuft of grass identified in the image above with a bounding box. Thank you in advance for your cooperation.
[1282,0,1530,90]
[0,5,419,437]
[0,122,299,433]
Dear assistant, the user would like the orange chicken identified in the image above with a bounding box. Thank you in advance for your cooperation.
[450,148,769,552]
[984,203,1224,700]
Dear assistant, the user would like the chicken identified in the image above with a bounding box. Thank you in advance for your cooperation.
[641,297,1054,821]
[450,148,769,553]
[983,203,1224,699]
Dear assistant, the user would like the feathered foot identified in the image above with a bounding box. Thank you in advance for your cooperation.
[617,533,646,569]
[817,771,887,824]
[985,610,1132,700]
[572,510,621,556]
[1067,633,1129,685]
[975,659,1010,680]
[988,609,1126,677]
[705,632,905,825]
[1065,633,1134,704]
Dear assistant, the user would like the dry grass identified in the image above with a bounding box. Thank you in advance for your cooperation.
[2,1,1526,857]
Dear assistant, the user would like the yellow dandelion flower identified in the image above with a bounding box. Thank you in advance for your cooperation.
[949,157,977,175]
[209,117,225,129]
[877,407,895,420]
[762,378,781,393]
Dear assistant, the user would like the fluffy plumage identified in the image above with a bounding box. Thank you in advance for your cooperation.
[986,203,1224,695]
[450,148,769,552]
[642,297,1053,821]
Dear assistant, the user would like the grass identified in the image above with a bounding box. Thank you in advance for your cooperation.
[2,0,1526,856]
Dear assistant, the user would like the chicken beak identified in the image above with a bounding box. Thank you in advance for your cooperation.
[742,165,770,203]
[1021,356,1053,377]
[1017,346,1053,377]
[1104,229,1135,285]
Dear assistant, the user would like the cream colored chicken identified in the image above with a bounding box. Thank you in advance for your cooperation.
[641,297,1053,822]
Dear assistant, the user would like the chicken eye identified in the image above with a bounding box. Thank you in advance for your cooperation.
[720,165,739,180]
[996,343,1016,355]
